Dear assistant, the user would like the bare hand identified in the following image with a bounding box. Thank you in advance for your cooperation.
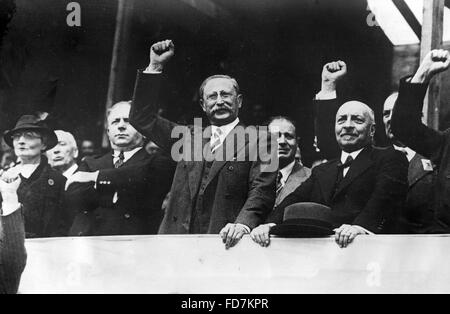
[321,60,347,92]
[148,40,175,72]
[333,224,366,248]
[65,171,98,191]
[220,223,249,249]
[412,49,450,83]
[1,167,21,184]
[0,175,21,195]
[250,223,275,247]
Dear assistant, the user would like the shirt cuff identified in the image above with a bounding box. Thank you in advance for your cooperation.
[143,67,162,74]
[315,90,337,100]
[353,225,374,235]
[1,202,21,216]
[236,223,251,234]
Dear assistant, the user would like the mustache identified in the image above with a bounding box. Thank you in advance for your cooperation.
[211,106,232,114]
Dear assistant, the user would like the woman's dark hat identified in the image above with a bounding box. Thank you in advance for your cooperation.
[271,202,335,237]
[4,115,58,150]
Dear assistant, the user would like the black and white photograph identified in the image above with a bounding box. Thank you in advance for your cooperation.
[1,0,450,297]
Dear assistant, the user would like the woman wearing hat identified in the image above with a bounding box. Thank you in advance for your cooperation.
[1,115,68,238]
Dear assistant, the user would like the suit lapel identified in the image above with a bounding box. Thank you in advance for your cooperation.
[317,160,340,204]
[334,146,373,198]
[408,154,432,188]
[187,126,209,200]
[203,123,248,189]
[277,162,304,205]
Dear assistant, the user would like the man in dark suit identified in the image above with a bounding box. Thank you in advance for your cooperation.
[382,93,436,233]
[252,60,408,247]
[391,49,450,233]
[65,101,175,236]
[129,40,277,249]
[314,61,437,234]
[0,177,27,294]
[250,116,311,244]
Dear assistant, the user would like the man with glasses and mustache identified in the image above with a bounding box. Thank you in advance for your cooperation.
[129,40,277,249]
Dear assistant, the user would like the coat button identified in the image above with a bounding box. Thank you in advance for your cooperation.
[83,211,88,215]
[124,213,131,219]
[48,179,54,186]
[228,166,234,171]
[78,232,83,236]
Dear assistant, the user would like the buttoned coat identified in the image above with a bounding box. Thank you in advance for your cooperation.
[270,145,409,233]
[0,210,27,294]
[68,149,175,236]
[130,72,277,234]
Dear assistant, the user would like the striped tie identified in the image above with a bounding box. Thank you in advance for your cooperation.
[211,128,223,153]
[114,151,125,168]
[276,172,283,195]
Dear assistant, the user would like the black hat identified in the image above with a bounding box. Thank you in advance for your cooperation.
[4,115,58,150]
[271,202,335,237]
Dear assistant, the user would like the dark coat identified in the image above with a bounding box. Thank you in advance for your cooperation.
[130,72,277,234]
[391,78,450,233]
[400,153,436,233]
[12,157,67,238]
[270,146,409,233]
[0,209,27,294]
[68,148,175,236]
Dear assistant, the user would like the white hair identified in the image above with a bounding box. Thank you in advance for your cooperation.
[54,130,79,158]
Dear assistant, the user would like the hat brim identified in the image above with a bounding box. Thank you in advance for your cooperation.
[4,126,58,151]
[271,223,334,238]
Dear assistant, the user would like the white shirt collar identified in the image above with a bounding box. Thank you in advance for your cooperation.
[211,118,240,143]
[279,160,296,186]
[113,147,142,163]
[393,145,416,162]
[62,163,78,179]
[18,163,40,179]
[341,148,364,164]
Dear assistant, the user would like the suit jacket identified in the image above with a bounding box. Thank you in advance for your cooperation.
[398,153,436,233]
[269,145,408,233]
[130,71,277,234]
[0,209,27,294]
[391,78,450,233]
[68,149,175,236]
[275,161,311,207]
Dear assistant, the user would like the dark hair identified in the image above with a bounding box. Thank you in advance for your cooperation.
[198,75,240,99]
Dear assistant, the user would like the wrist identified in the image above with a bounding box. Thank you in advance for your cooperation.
[145,62,164,73]
[411,68,431,84]
[321,81,337,94]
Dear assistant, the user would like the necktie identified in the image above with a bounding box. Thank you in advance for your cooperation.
[211,128,223,153]
[276,172,283,195]
[335,155,354,190]
[114,151,125,168]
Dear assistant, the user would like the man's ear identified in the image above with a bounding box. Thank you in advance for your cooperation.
[73,148,79,159]
[237,94,243,109]
[200,99,207,113]
[370,124,376,138]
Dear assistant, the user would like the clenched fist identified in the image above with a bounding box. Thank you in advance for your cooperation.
[412,49,450,83]
[147,40,175,72]
[321,61,347,93]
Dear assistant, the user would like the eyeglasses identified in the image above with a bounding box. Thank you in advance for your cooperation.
[11,131,42,140]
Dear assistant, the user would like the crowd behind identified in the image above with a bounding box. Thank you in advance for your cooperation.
[1,40,450,293]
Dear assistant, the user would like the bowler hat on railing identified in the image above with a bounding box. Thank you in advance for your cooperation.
[4,115,58,150]
[271,202,335,237]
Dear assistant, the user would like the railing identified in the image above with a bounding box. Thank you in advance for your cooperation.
[19,234,450,293]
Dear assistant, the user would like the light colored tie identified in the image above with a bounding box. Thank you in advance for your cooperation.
[211,128,223,152]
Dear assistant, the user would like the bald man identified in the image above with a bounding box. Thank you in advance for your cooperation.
[252,68,408,247]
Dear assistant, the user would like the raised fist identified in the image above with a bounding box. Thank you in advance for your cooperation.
[412,49,450,83]
[147,40,175,72]
[322,61,347,84]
